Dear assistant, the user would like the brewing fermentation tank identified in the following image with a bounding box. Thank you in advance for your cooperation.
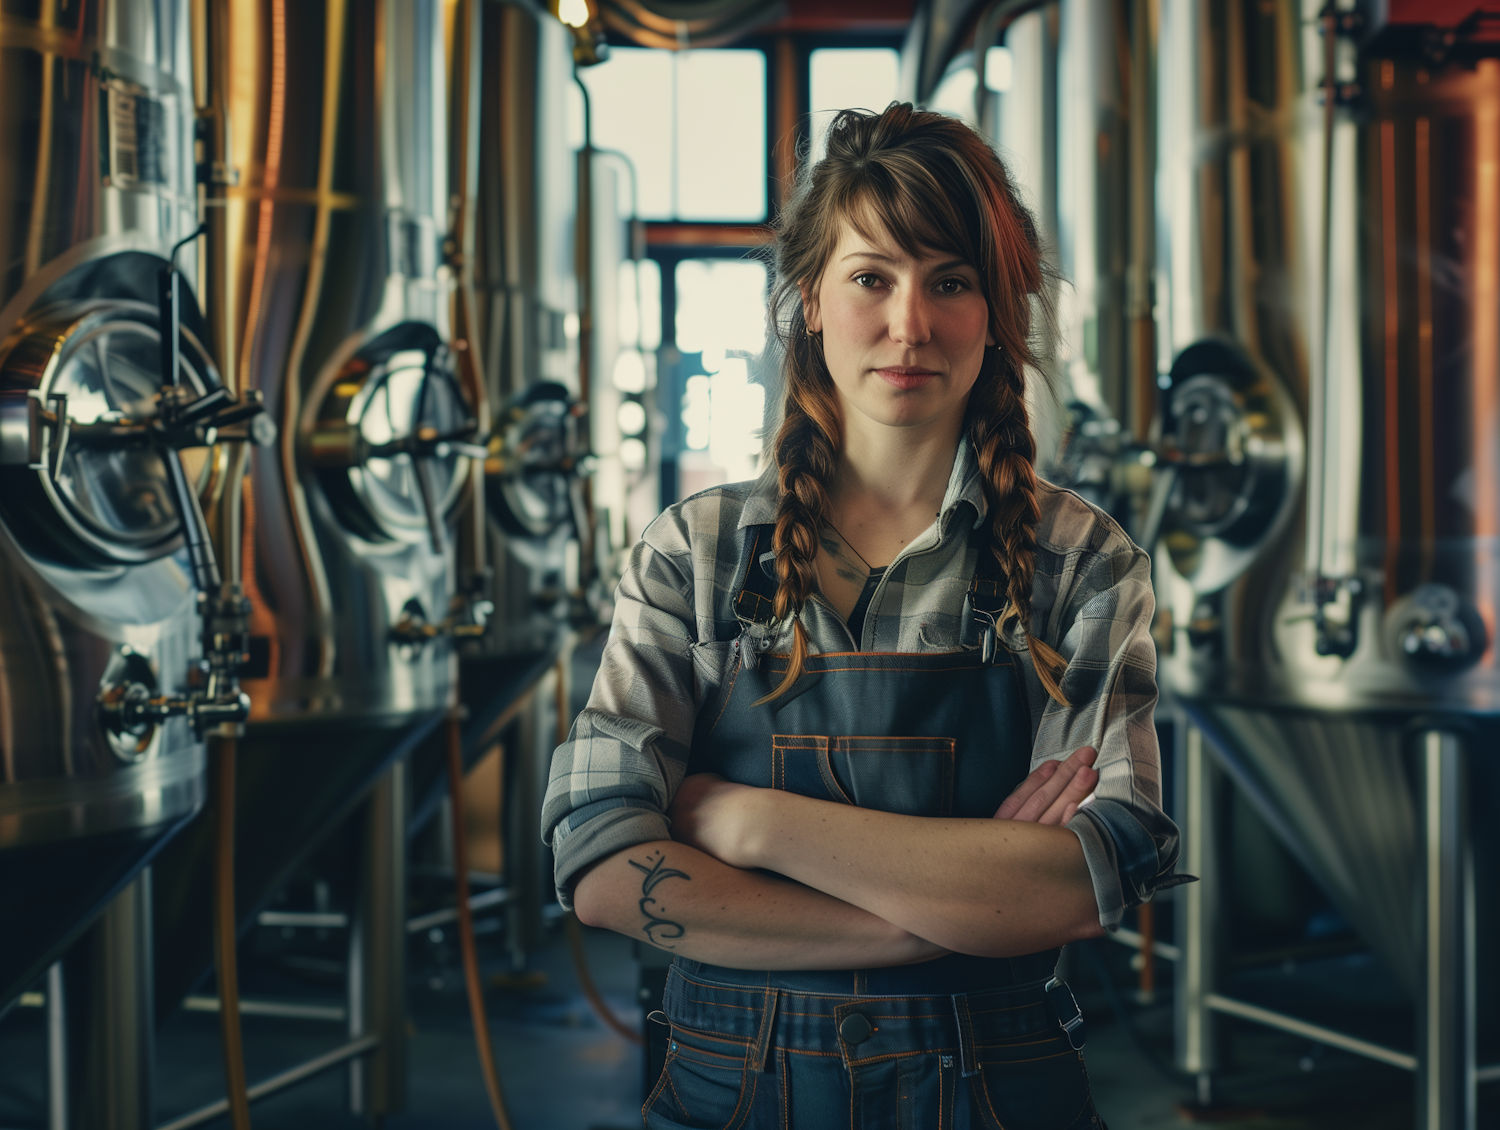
[1151,1,1498,1123]
[0,0,211,1017]
[149,1,476,1079]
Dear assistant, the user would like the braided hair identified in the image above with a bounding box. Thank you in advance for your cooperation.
[760,103,1069,706]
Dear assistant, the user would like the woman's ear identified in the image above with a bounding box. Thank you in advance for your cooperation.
[799,281,822,334]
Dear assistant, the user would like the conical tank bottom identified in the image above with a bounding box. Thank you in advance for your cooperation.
[1181,702,1422,998]
[0,819,190,1009]
[150,710,444,1015]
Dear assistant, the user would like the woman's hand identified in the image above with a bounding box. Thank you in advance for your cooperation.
[994,746,1098,826]
[668,773,764,870]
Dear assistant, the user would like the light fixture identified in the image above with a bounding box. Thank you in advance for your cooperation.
[557,0,589,29]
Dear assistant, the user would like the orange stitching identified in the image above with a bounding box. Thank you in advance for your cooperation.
[780,1048,789,1130]
[665,1067,691,1120]
[642,1049,676,1120]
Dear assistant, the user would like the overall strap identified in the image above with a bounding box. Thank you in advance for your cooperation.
[730,524,779,628]
[961,524,1010,655]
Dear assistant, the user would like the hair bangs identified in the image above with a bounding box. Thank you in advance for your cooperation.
[830,159,981,269]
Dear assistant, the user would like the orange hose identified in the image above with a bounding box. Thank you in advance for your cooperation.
[565,912,643,1045]
[446,710,514,1130]
[213,735,253,1130]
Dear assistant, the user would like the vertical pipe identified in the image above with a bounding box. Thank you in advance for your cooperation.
[46,962,65,1130]
[448,0,491,604]
[1127,0,1157,445]
[1414,114,1434,583]
[1470,60,1500,654]
[447,710,515,1130]
[1417,730,1474,1130]
[1174,721,1217,1103]
[67,872,156,1130]
[1380,115,1401,599]
[349,762,409,1115]
[211,741,251,1130]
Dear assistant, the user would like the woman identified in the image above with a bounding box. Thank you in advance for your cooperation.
[543,104,1181,1128]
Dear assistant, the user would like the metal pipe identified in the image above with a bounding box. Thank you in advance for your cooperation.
[348,763,408,1116]
[1418,730,1475,1130]
[46,962,65,1130]
[154,1034,379,1130]
[446,709,515,1130]
[211,738,251,1130]
[1174,721,1217,1101]
[1203,993,1416,1072]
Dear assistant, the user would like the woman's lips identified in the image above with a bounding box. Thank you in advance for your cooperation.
[875,368,939,390]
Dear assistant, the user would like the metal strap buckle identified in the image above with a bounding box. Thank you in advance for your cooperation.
[1044,976,1087,1051]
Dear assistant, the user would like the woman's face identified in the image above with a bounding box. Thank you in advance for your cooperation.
[806,216,993,436]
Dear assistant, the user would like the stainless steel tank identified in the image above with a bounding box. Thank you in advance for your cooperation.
[148,0,477,1046]
[1152,1,1498,1124]
[0,0,211,1014]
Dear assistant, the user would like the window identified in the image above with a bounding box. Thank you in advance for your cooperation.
[578,47,767,221]
[675,259,768,488]
[808,47,901,162]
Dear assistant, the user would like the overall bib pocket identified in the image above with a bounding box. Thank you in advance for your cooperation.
[771,734,956,816]
[643,1020,760,1130]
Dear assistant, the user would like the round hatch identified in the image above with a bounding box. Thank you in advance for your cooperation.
[310,322,473,545]
[0,300,218,568]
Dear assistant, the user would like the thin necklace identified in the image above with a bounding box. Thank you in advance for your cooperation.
[825,521,876,573]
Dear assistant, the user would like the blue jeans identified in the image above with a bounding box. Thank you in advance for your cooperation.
[646,962,1105,1130]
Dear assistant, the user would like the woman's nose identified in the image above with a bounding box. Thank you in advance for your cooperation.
[887,288,932,346]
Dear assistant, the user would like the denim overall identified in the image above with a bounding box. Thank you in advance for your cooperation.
[644,527,1103,1129]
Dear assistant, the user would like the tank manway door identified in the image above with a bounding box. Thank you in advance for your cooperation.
[0,301,225,569]
[1153,340,1303,595]
[310,322,483,553]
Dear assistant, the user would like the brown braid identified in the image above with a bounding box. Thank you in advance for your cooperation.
[760,104,1069,704]
[755,375,842,704]
[969,350,1070,704]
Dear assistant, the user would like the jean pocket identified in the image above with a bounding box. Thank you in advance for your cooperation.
[643,1022,759,1130]
[967,1036,1101,1130]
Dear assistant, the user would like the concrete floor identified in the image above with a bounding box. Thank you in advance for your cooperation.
[6,917,1491,1130]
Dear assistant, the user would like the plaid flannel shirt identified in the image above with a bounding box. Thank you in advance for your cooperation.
[543,439,1182,930]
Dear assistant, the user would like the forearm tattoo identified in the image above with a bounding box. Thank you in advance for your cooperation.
[628,850,690,948]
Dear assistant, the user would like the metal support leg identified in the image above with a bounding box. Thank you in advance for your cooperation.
[349,761,408,1116]
[1175,721,1219,1104]
[1417,730,1474,1130]
[65,869,155,1129]
[46,962,66,1130]
[506,672,549,965]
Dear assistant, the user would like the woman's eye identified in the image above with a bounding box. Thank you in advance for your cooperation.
[854,273,883,288]
[937,277,968,294]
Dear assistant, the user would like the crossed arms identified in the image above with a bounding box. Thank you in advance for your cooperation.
[572,745,1106,970]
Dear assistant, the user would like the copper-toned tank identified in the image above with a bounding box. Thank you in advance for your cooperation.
[148,0,479,1053]
[1151,3,1499,1124]
[0,0,211,1018]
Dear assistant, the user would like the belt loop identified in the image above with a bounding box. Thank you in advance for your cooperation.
[951,994,981,1078]
[751,986,780,1073]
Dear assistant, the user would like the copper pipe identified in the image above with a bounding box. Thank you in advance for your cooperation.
[1415,114,1434,583]
[1137,901,1155,999]
[565,912,643,1045]
[1471,59,1500,655]
[280,0,347,677]
[213,736,252,1130]
[1380,117,1400,601]
[235,0,287,395]
[445,711,514,1130]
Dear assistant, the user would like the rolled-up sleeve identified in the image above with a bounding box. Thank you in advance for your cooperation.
[1033,542,1186,930]
[541,513,703,908]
